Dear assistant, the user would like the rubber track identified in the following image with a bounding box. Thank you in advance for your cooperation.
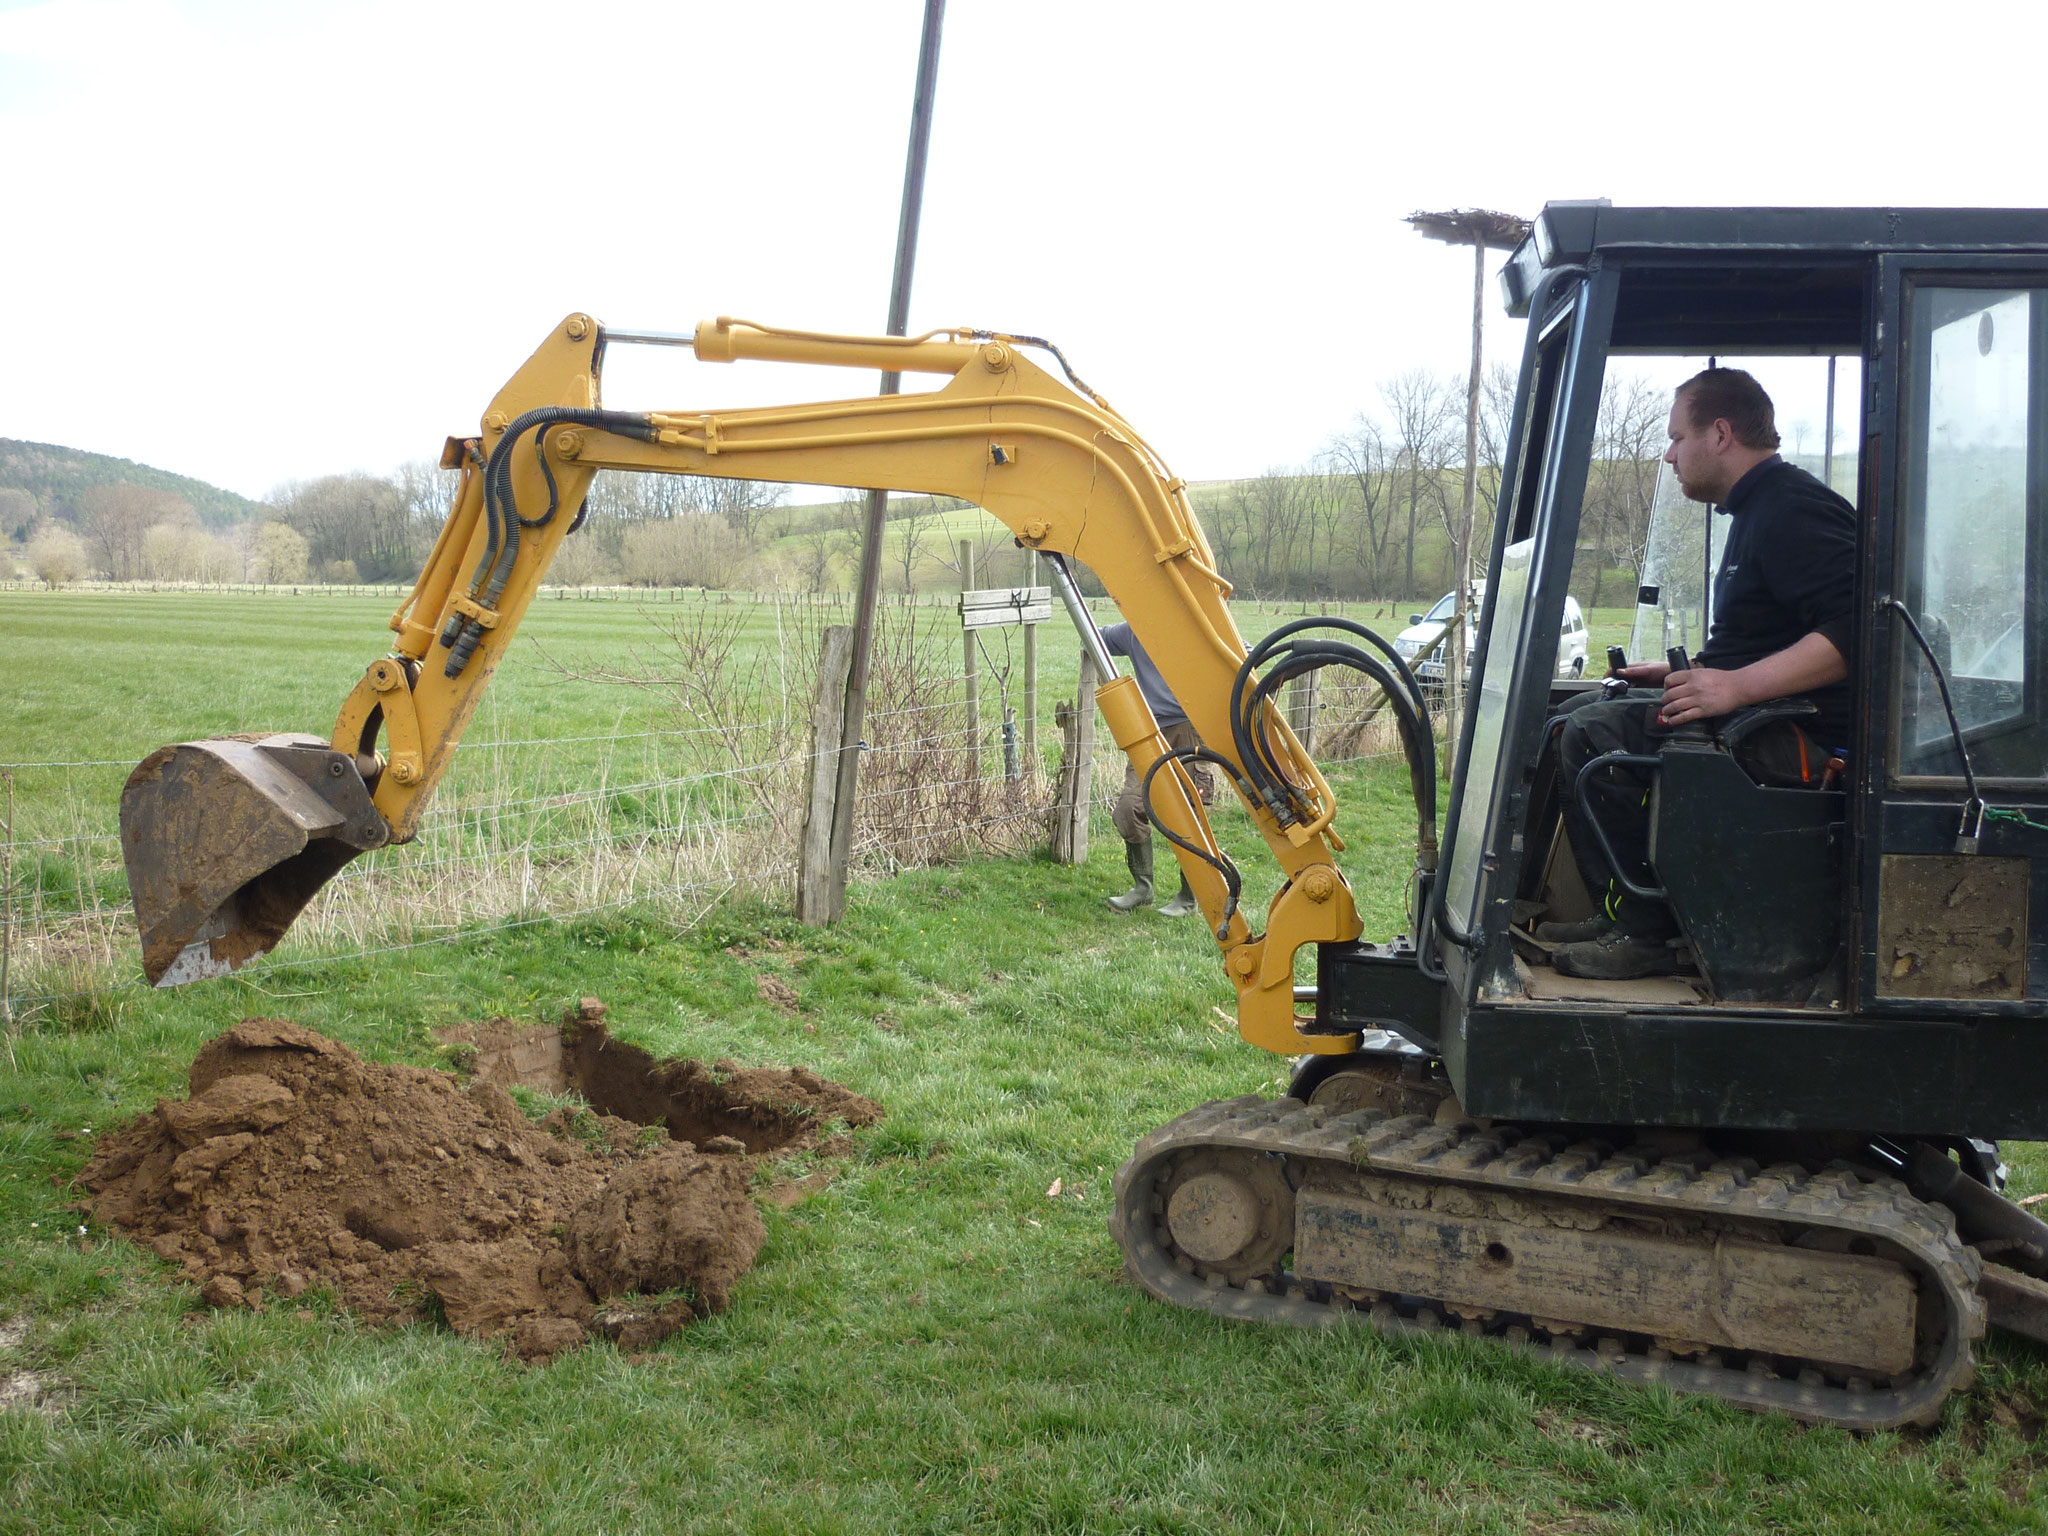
[1111,1096,1986,1430]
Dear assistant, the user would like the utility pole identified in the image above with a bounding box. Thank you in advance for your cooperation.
[1406,208,1530,772]
[823,0,946,921]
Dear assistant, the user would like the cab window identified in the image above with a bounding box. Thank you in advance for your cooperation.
[1896,286,2046,783]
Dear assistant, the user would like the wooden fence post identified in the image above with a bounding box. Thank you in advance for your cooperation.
[1051,653,1098,865]
[797,625,857,923]
[1022,549,1038,775]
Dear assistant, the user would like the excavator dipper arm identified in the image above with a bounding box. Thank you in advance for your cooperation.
[120,314,1376,1056]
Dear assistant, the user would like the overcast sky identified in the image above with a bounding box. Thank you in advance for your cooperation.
[4,0,2047,500]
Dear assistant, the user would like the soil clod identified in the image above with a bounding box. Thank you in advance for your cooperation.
[80,1003,881,1361]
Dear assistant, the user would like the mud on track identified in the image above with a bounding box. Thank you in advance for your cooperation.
[79,1001,881,1359]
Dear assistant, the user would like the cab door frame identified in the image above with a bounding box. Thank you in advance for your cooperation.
[1435,260,1619,1007]
[1858,253,2048,1014]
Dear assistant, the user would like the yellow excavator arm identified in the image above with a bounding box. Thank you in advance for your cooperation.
[121,314,1409,1057]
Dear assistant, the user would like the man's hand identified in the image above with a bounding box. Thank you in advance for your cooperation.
[1654,632,1847,726]
[1614,660,1670,686]
[1658,665,1747,725]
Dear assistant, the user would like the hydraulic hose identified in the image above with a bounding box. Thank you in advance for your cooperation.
[443,407,660,678]
[1228,618,1436,851]
[1141,747,1257,941]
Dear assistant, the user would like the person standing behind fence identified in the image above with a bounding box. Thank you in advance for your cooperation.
[1100,621,1214,916]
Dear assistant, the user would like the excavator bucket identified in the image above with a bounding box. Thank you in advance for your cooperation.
[119,734,390,986]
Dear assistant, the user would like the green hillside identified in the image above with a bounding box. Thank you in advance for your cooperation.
[0,438,267,530]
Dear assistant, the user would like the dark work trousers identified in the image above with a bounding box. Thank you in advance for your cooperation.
[1112,721,1212,843]
[1552,689,1682,940]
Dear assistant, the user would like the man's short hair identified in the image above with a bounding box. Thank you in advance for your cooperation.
[1675,368,1781,450]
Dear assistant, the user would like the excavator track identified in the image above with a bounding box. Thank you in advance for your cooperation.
[1112,1095,1986,1431]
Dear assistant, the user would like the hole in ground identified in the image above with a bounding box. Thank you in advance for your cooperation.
[438,1000,881,1156]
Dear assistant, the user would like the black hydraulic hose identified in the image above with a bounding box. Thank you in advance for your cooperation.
[444,407,658,678]
[1140,747,1252,941]
[1228,622,1435,853]
[1885,597,1986,845]
[1230,620,1433,826]
[1247,616,1431,725]
[1246,649,1436,861]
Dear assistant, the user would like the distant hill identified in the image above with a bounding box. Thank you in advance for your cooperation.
[0,438,267,530]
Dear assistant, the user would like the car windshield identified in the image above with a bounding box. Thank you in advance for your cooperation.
[1425,593,1457,622]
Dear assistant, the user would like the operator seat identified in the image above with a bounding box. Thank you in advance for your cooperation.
[1642,703,1848,1003]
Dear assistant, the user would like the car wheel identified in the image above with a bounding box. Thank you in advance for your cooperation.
[1569,655,1585,678]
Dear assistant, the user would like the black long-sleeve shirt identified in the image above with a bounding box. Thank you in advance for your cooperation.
[1695,455,1859,747]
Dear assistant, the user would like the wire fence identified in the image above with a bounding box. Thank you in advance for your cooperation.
[0,612,1418,1022]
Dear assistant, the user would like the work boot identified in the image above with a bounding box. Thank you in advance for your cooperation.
[1552,929,1689,980]
[1533,915,1613,945]
[1107,839,1155,912]
[1157,874,1198,917]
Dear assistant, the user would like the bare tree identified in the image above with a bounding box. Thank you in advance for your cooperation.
[1214,469,1314,596]
[25,524,87,586]
[1299,468,1348,594]
[619,515,754,588]
[77,482,187,580]
[1473,359,1519,528]
[1584,373,1668,604]
[547,533,616,588]
[889,494,955,592]
[253,521,309,584]
[269,473,418,581]
[1380,370,1458,597]
[1323,416,1395,597]
[398,458,458,557]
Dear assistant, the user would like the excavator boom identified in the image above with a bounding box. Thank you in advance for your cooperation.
[120,314,1410,1059]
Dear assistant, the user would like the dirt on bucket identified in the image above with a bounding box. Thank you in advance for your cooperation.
[78,1000,882,1360]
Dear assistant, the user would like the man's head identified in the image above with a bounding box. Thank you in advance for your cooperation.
[1665,368,1780,504]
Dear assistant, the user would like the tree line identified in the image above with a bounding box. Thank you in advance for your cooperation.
[1198,367,1668,604]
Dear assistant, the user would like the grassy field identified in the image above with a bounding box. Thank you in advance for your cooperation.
[4,587,2041,1533]
[0,785,2044,1531]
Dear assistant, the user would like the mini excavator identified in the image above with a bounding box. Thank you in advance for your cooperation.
[120,204,2048,1429]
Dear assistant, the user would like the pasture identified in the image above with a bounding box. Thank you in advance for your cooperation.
[0,586,2041,1533]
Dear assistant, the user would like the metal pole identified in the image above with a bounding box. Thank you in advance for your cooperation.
[1445,235,1485,774]
[1022,548,1039,774]
[822,0,945,922]
[1823,354,1838,491]
[960,538,979,781]
[1046,553,1118,682]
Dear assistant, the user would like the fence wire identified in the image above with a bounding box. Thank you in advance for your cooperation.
[1,643,1415,1017]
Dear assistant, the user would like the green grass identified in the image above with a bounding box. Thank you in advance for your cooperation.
[1,808,2046,1534]
[4,589,2046,1532]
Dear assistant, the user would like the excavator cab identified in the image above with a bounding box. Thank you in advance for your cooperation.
[1317,202,2048,1143]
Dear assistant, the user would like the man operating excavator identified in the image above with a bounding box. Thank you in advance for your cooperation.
[1542,367,1858,980]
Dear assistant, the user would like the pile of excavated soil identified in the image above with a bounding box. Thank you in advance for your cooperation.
[78,1004,882,1360]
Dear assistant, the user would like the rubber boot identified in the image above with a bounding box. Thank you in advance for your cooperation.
[1156,872,1198,917]
[1107,839,1155,912]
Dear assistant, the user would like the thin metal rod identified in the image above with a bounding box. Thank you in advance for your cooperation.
[826,0,946,920]
[1046,553,1118,681]
[602,328,695,348]
[1823,354,1838,489]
